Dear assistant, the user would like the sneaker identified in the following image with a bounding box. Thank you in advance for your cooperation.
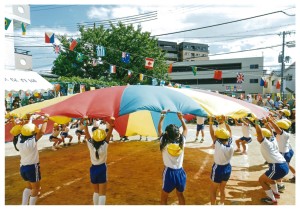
[52,146,57,151]
[67,143,71,146]
[273,192,280,199]
[264,161,268,164]
[234,149,241,153]
[195,138,198,142]
[261,197,277,205]
[56,145,62,149]
[242,151,248,155]
[289,176,295,183]
[200,138,204,143]
[277,184,285,193]
[63,143,67,147]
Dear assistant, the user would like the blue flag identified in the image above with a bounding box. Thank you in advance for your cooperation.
[260,78,265,86]
[121,52,130,63]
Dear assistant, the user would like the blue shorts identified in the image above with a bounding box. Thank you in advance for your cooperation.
[211,163,231,183]
[197,124,205,131]
[281,149,294,163]
[92,127,98,132]
[20,163,41,182]
[240,136,252,143]
[75,130,84,135]
[90,163,107,184]
[162,167,186,193]
[60,132,69,138]
[49,135,59,142]
[265,162,289,180]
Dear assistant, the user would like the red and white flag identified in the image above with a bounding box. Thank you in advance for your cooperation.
[145,58,154,69]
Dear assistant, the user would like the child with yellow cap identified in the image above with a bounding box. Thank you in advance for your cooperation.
[83,116,115,205]
[254,119,289,205]
[208,116,234,205]
[158,111,187,205]
[16,114,49,205]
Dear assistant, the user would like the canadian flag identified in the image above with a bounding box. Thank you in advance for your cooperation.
[145,58,154,69]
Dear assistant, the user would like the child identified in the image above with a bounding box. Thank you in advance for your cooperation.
[254,120,289,205]
[75,119,87,143]
[49,123,63,151]
[267,117,295,187]
[83,117,114,205]
[234,118,253,155]
[16,115,49,205]
[195,116,205,143]
[158,111,187,205]
[208,117,234,205]
[60,123,73,146]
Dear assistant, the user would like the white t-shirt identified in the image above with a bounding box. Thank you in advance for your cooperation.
[196,117,205,124]
[214,139,234,165]
[260,137,286,163]
[241,123,251,138]
[87,139,108,165]
[93,119,100,127]
[276,131,291,153]
[161,136,186,169]
[17,136,39,165]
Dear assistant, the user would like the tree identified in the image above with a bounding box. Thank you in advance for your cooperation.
[52,23,169,85]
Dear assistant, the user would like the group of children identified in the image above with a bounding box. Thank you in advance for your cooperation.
[9,106,295,205]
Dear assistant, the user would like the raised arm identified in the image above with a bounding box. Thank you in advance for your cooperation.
[83,118,91,140]
[105,117,115,143]
[255,123,264,143]
[36,114,49,140]
[158,110,166,137]
[266,116,282,134]
[225,122,232,138]
[209,117,217,142]
[177,112,187,137]
[234,118,242,126]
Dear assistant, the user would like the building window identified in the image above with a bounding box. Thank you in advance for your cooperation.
[286,75,292,81]
[272,80,275,86]
[249,79,258,83]
[250,64,259,69]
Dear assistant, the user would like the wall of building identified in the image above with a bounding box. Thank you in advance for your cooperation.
[170,57,264,95]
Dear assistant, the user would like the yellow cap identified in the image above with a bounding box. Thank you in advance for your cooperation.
[167,143,182,157]
[276,119,291,130]
[53,123,58,127]
[21,123,37,136]
[245,117,255,124]
[280,109,291,117]
[10,125,22,136]
[215,128,230,139]
[261,128,272,138]
[282,119,292,127]
[92,129,106,142]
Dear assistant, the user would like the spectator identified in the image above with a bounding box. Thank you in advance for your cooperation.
[28,97,35,105]
[274,97,282,110]
[264,95,274,109]
[256,97,264,107]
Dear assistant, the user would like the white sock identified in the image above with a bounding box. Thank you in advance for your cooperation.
[93,193,99,205]
[22,188,31,205]
[271,184,279,194]
[29,196,37,205]
[265,190,276,201]
[98,195,106,205]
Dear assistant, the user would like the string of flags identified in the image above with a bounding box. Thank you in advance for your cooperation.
[236,72,244,83]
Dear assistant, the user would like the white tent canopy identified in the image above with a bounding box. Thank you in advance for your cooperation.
[4,69,53,92]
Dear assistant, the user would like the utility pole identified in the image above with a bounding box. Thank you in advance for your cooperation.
[280,31,285,100]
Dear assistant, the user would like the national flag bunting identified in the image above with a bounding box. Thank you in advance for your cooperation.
[96,45,105,57]
[121,52,130,63]
[191,66,197,76]
[259,78,265,86]
[45,32,55,43]
[139,74,144,81]
[21,23,26,35]
[70,39,78,51]
[5,18,11,30]
[214,70,222,80]
[128,70,132,77]
[276,80,281,89]
[53,44,61,54]
[145,58,154,69]
[110,65,116,73]
[236,72,244,83]
[168,64,173,73]
[264,81,268,88]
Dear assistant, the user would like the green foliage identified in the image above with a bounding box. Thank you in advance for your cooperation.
[47,76,118,92]
[52,23,169,85]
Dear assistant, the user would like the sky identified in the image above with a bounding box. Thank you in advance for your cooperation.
[4,0,297,74]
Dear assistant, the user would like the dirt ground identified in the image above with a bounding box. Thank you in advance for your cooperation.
[5,135,296,205]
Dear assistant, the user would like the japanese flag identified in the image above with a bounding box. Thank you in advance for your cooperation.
[145,58,154,69]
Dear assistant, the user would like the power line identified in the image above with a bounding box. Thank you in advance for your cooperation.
[153,9,295,37]
[30,5,79,12]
